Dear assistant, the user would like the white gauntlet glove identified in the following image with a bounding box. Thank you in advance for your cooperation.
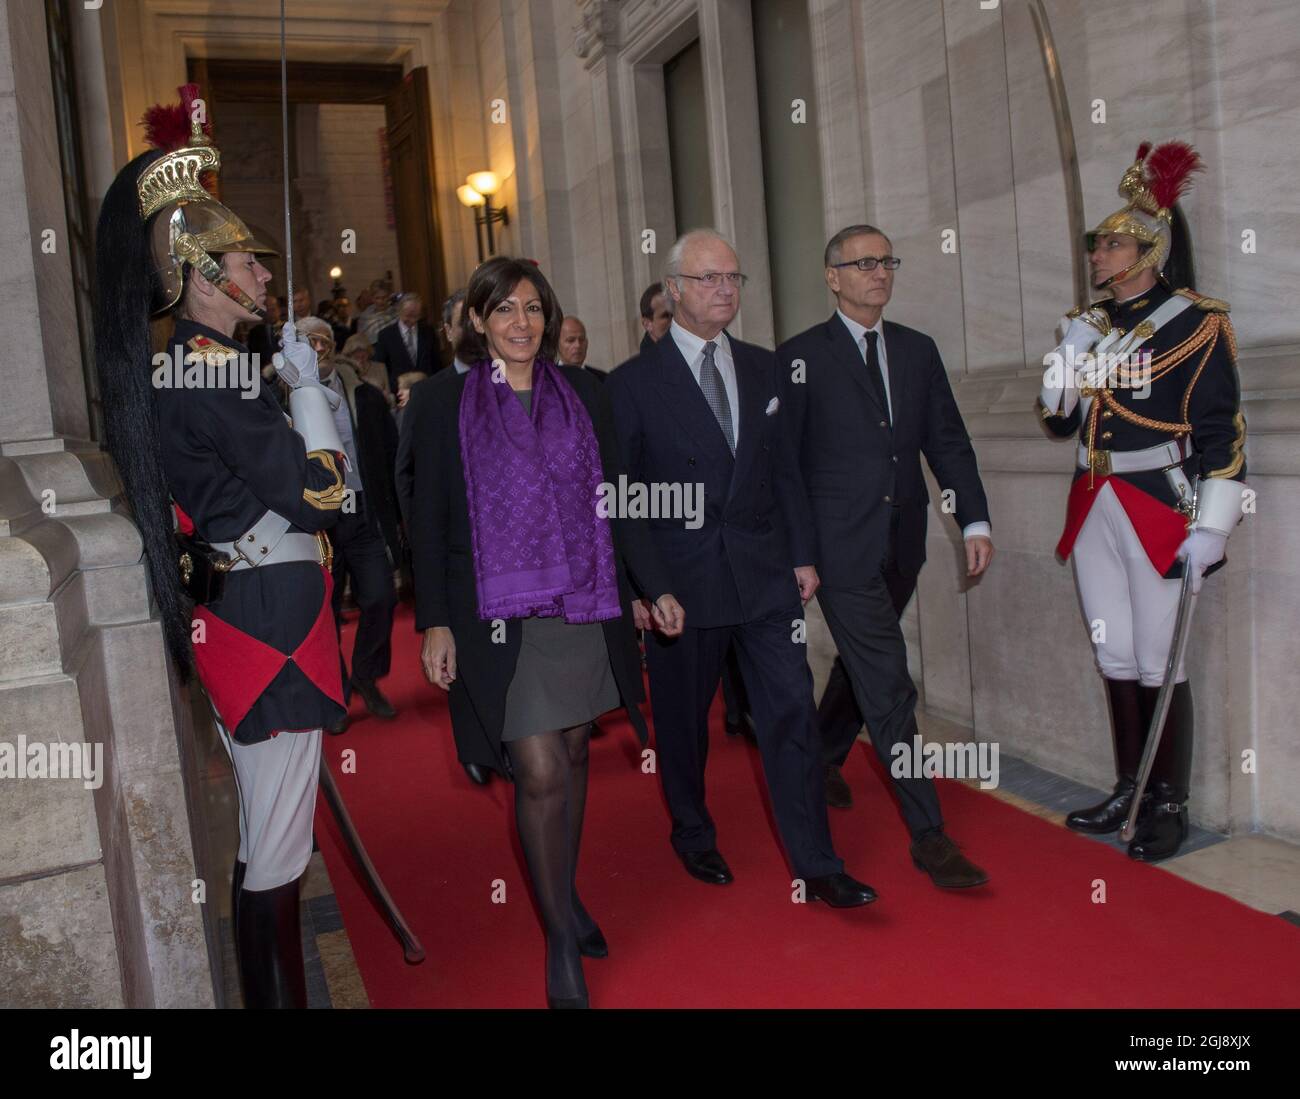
[273,322,348,459]
[1177,530,1226,595]
[1040,312,1107,416]
[273,322,341,408]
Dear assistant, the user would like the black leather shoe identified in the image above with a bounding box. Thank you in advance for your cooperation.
[679,849,734,885]
[825,764,853,809]
[326,712,351,736]
[1065,776,1136,833]
[805,872,877,907]
[911,832,989,889]
[577,925,608,959]
[352,678,397,719]
[1127,789,1189,862]
[463,762,491,785]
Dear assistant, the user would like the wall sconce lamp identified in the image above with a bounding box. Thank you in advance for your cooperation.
[457,170,509,261]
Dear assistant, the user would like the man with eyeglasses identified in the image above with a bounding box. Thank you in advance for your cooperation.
[777,224,993,889]
[607,229,875,907]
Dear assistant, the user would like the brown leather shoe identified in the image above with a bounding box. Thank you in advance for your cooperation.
[825,764,852,809]
[910,832,988,889]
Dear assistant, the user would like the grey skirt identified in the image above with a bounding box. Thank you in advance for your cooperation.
[501,614,621,741]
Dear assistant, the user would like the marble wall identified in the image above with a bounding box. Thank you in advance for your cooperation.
[482,0,1300,839]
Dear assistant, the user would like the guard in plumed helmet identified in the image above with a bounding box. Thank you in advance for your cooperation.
[1038,141,1249,862]
[93,84,350,1006]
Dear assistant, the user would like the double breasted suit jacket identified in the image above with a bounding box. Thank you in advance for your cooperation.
[776,314,989,588]
[606,331,815,629]
[402,363,672,776]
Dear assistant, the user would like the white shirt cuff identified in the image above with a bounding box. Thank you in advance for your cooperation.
[962,521,991,541]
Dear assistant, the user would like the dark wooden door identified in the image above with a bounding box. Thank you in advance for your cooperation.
[385,67,447,357]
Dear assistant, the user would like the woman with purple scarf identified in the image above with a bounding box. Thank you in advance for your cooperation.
[405,257,684,1008]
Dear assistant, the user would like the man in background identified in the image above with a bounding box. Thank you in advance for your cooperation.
[638,281,672,352]
[559,315,604,379]
[299,317,401,735]
[373,292,439,394]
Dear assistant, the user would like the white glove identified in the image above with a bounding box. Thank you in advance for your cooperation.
[1040,313,1108,416]
[273,321,340,409]
[272,321,319,387]
[1061,313,1106,354]
[1177,529,1227,595]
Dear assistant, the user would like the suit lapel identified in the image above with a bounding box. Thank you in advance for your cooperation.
[727,337,766,503]
[654,333,735,468]
[825,314,888,423]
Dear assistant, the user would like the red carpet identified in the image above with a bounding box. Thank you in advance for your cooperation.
[315,605,1300,1008]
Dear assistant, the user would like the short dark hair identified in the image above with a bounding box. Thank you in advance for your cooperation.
[442,287,467,328]
[456,257,562,364]
[639,281,663,319]
[824,224,891,268]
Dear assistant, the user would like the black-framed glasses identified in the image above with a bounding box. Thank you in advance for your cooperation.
[831,256,901,272]
[676,271,749,288]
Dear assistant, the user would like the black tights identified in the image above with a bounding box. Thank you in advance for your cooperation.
[508,723,594,999]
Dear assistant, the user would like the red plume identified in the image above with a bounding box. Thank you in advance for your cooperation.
[1135,141,1152,161]
[1144,141,1203,209]
[141,82,213,152]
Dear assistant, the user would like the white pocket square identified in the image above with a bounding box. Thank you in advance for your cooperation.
[765,397,780,416]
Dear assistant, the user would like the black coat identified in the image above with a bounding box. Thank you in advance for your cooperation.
[606,330,815,629]
[403,364,672,776]
[777,314,990,585]
[372,321,440,393]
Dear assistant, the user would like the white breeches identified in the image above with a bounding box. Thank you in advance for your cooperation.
[1071,480,1187,687]
[214,710,322,891]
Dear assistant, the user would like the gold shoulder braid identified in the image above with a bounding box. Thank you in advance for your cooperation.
[1084,311,1229,485]
[303,449,347,510]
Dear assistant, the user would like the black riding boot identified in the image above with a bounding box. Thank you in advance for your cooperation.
[1128,682,1193,861]
[235,875,308,1008]
[1066,678,1146,833]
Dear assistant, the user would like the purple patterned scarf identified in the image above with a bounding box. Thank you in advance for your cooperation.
[459,358,620,623]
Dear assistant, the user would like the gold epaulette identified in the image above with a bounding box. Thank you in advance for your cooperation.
[186,335,240,365]
[1066,298,1111,320]
[1174,288,1231,313]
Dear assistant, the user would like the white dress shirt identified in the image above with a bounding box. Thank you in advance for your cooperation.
[669,320,740,446]
[453,357,471,376]
[835,310,990,542]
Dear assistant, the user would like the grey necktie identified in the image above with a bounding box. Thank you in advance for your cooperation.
[404,324,417,362]
[699,340,735,454]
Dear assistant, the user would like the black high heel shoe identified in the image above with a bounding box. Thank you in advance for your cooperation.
[546,944,590,1009]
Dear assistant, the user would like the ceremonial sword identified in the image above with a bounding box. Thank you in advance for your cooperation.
[1029,0,1090,312]
[277,0,423,964]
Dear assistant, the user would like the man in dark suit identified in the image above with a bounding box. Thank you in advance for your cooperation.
[372,292,440,393]
[607,229,874,906]
[637,281,672,353]
[301,318,401,734]
[558,315,606,379]
[777,224,993,889]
